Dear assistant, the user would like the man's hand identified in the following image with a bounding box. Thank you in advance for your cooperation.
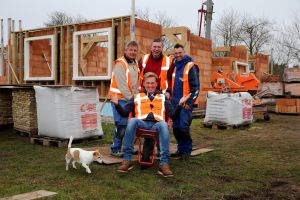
[165,92,171,99]
[110,95,119,105]
[178,93,191,106]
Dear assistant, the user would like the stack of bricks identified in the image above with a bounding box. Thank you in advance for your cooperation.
[29,39,52,77]
[0,89,13,125]
[276,98,300,114]
[249,53,269,80]
[190,34,212,109]
[283,68,300,97]
[12,89,38,134]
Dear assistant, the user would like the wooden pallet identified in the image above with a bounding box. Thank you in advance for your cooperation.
[29,135,102,147]
[30,136,68,147]
[14,128,38,137]
[203,122,251,130]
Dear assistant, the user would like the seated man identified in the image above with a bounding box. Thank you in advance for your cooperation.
[110,72,190,177]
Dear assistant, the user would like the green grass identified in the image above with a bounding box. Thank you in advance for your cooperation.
[1,114,300,199]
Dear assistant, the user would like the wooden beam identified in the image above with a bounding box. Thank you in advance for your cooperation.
[0,190,57,200]
[72,25,77,85]
[54,27,58,85]
[11,32,18,84]
[19,32,24,83]
[100,81,105,98]
[66,26,71,85]
[120,17,124,55]
[111,18,115,64]
[81,35,108,44]
[60,26,65,85]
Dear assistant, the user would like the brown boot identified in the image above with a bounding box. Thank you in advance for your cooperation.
[157,164,174,177]
[117,160,133,173]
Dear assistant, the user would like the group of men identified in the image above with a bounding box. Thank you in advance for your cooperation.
[109,38,200,177]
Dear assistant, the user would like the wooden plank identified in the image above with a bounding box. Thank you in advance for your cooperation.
[111,18,115,62]
[19,32,24,83]
[81,40,96,59]
[81,35,108,45]
[11,32,18,84]
[120,17,124,55]
[72,25,77,85]
[66,26,71,85]
[54,27,58,85]
[60,26,65,85]
[100,81,105,98]
[0,190,57,200]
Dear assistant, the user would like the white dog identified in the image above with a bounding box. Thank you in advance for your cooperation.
[65,136,103,174]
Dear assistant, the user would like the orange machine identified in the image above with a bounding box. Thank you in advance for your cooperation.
[207,61,260,94]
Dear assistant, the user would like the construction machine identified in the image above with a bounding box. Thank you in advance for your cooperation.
[205,61,270,121]
[209,61,260,94]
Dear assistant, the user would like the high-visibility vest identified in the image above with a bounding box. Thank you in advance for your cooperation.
[140,54,171,93]
[172,62,196,97]
[110,56,138,99]
[134,93,165,121]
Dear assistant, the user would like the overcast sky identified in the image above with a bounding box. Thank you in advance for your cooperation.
[1,0,299,41]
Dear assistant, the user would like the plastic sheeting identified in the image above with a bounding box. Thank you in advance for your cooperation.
[34,86,103,139]
[204,91,253,125]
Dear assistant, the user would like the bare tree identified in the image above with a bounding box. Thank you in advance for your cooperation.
[279,12,300,65]
[136,8,151,22]
[44,11,87,27]
[213,9,241,46]
[238,16,273,55]
[136,8,177,51]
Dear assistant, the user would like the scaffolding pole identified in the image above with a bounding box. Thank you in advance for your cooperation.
[0,19,4,76]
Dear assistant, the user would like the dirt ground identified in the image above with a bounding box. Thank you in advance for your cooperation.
[191,113,300,199]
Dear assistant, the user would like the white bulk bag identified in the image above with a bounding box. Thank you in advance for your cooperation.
[34,86,103,139]
[204,91,253,125]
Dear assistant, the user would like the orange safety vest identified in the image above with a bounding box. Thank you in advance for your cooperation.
[172,61,196,97]
[110,56,138,99]
[140,54,171,93]
[134,93,165,121]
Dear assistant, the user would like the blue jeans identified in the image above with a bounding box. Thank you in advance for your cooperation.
[111,100,128,152]
[123,118,170,165]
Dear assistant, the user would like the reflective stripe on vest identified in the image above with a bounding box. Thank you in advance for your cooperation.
[134,93,165,121]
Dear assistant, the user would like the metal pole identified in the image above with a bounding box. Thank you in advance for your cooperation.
[130,0,135,41]
[0,19,4,76]
[204,0,214,39]
[7,18,11,83]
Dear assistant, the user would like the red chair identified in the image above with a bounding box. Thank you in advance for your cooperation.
[134,128,159,166]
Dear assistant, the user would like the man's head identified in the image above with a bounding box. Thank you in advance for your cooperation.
[151,38,163,59]
[174,43,185,62]
[125,40,138,61]
[143,72,158,94]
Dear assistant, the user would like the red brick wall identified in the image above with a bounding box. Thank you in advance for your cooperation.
[190,34,212,109]
[29,39,52,77]
[249,53,269,80]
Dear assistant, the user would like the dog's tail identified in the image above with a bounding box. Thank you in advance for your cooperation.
[68,136,73,149]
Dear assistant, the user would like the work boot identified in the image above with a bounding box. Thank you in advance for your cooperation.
[170,151,183,158]
[157,164,174,177]
[117,160,133,173]
[111,150,124,158]
[179,152,190,160]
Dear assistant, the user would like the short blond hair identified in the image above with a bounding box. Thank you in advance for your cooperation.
[143,72,158,82]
